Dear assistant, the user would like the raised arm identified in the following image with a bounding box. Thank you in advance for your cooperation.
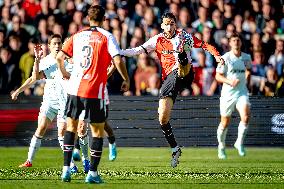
[32,44,44,80]
[11,45,45,100]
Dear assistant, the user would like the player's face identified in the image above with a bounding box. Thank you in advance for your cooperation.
[49,37,62,56]
[161,17,176,38]
[229,37,242,50]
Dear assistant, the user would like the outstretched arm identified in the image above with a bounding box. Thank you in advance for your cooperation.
[120,35,157,57]
[192,35,224,64]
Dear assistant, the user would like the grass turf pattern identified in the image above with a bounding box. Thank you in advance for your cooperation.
[0,147,283,189]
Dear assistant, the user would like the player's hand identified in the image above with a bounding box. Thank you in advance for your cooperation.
[121,80,130,92]
[215,56,225,65]
[230,78,240,87]
[34,44,44,60]
[62,71,71,80]
[11,90,19,100]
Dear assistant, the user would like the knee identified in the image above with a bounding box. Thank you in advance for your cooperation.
[159,113,169,125]
[242,115,250,124]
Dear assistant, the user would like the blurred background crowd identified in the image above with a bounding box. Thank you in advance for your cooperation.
[0,0,283,97]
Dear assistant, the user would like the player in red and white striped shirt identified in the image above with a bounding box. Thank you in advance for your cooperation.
[56,5,129,183]
[120,12,224,168]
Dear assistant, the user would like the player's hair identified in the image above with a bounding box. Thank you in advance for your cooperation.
[228,32,242,41]
[88,5,105,22]
[161,12,176,23]
[48,34,62,44]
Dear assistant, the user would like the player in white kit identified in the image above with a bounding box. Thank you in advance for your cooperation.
[11,35,78,169]
[215,33,252,159]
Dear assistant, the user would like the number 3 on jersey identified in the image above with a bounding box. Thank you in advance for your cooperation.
[80,45,93,69]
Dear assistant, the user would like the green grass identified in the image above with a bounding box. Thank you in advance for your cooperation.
[0,147,283,189]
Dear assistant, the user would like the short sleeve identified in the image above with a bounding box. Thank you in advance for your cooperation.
[216,55,227,74]
[107,34,121,58]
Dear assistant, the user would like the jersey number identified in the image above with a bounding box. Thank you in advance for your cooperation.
[80,45,93,69]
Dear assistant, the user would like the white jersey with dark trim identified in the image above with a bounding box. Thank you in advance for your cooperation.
[217,51,252,99]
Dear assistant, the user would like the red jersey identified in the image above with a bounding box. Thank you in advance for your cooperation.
[121,29,220,80]
[62,26,120,99]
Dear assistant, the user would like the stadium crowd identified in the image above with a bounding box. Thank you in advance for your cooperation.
[0,0,283,96]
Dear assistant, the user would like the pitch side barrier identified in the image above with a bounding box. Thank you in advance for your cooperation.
[0,95,283,147]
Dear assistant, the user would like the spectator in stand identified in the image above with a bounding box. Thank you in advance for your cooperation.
[8,15,30,52]
[1,6,12,34]
[73,10,85,30]
[192,6,213,33]
[251,50,268,94]
[276,66,284,96]
[132,3,145,27]
[36,18,49,44]
[141,7,159,40]
[134,53,160,96]
[8,35,23,67]
[66,22,79,38]
[21,0,41,23]
[35,0,50,26]
[0,47,21,94]
[260,66,278,96]
[268,38,284,77]
[19,38,38,94]
[192,50,217,96]
[177,7,191,31]
[212,9,226,48]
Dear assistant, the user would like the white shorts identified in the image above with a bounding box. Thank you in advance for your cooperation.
[220,95,250,117]
[39,100,66,123]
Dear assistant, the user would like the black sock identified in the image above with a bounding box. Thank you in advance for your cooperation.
[74,137,80,150]
[161,122,177,148]
[63,131,75,166]
[90,137,103,172]
[107,136,115,144]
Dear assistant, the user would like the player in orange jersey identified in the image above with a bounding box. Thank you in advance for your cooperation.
[56,5,129,183]
[120,12,224,168]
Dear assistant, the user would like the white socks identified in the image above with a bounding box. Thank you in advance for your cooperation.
[217,124,228,149]
[235,122,248,145]
[27,135,42,163]
[79,135,89,161]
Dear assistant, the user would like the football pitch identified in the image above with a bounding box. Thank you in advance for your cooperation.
[0,147,283,189]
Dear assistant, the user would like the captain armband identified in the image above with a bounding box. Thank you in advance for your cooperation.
[141,46,148,55]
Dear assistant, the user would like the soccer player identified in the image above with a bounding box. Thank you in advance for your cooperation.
[215,33,252,159]
[11,34,78,168]
[56,5,129,183]
[120,12,224,167]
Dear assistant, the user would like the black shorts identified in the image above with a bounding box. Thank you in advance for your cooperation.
[159,68,194,102]
[65,95,106,123]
